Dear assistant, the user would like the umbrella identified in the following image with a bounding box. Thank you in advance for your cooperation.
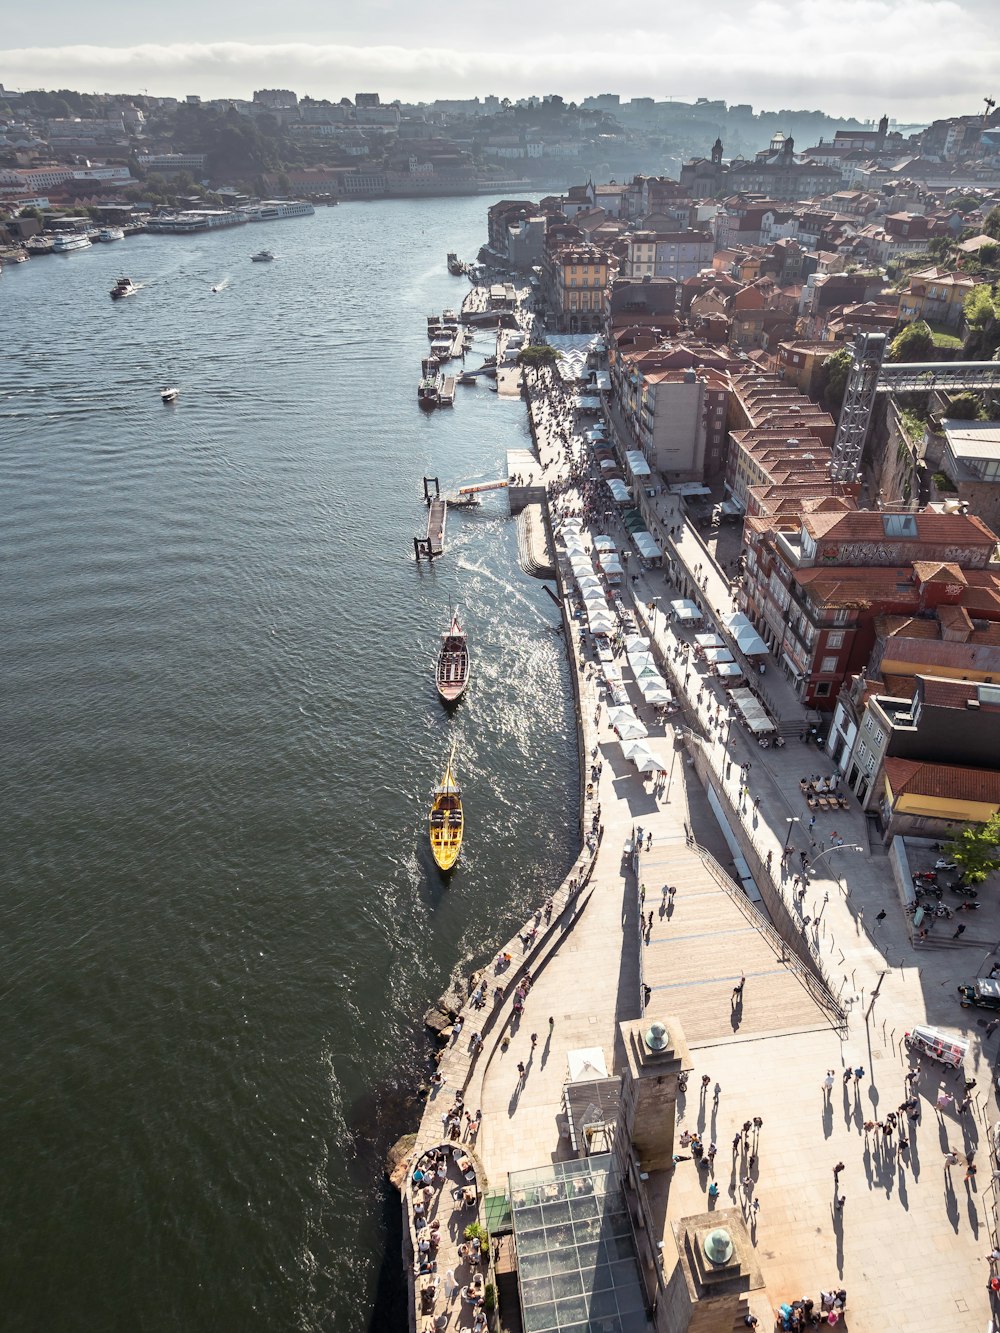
[582,587,607,604]
[620,738,653,761]
[577,576,603,594]
[625,634,650,653]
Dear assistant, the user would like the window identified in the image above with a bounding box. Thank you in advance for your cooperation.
[815,682,831,697]
[865,751,877,774]
[858,741,868,759]
[826,631,844,650]
[832,608,850,626]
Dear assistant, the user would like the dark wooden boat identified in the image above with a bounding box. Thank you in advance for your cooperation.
[435,609,469,703]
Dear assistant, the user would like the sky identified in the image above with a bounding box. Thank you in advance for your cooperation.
[3,0,999,124]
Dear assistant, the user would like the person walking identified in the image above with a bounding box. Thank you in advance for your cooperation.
[875,909,886,927]
[953,923,966,940]
[833,1161,845,1182]
[732,975,746,1003]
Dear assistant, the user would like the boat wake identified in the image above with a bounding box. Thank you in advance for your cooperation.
[456,558,553,625]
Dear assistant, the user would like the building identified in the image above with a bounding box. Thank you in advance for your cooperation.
[624,229,714,283]
[897,267,977,329]
[739,509,1000,709]
[611,339,740,482]
[829,669,1000,813]
[937,420,1000,532]
[137,153,207,175]
[774,341,837,396]
[546,245,610,333]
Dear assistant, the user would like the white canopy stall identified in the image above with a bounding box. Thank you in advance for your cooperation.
[729,687,775,735]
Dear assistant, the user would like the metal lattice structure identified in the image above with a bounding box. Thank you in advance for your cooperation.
[830,332,1000,482]
[830,332,886,482]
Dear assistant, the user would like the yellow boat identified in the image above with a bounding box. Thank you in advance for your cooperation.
[429,743,463,871]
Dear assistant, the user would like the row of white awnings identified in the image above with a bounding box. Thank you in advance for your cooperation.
[608,478,630,502]
[730,687,774,734]
[723,611,768,657]
[624,449,651,478]
[632,531,661,561]
[670,599,702,621]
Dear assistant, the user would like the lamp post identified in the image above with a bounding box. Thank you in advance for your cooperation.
[783,816,800,851]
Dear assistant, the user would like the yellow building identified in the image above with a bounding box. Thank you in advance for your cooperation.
[897,267,975,331]
[552,246,610,333]
[882,756,1000,838]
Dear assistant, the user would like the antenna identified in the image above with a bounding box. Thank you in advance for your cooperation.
[985,96,996,123]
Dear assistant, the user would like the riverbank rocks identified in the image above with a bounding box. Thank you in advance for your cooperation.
[386,1133,416,1192]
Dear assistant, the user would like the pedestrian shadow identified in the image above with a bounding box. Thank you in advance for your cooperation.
[909,1132,921,1181]
[730,998,743,1032]
[863,1143,874,1189]
[968,1189,981,1238]
[897,1163,909,1210]
[821,1096,833,1140]
[831,1206,845,1277]
[944,1173,960,1232]
[540,1033,552,1069]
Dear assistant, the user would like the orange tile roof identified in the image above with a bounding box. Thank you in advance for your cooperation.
[803,511,998,545]
[884,757,1000,805]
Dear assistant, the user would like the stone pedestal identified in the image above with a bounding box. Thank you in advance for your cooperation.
[618,1017,693,1172]
[662,1209,764,1333]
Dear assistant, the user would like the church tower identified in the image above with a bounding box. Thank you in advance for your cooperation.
[711,137,723,165]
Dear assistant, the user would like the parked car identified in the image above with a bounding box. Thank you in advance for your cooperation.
[958,978,1000,1010]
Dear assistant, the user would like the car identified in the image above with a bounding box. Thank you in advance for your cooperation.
[958,977,1000,1010]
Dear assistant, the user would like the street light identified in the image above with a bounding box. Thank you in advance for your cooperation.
[783,817,800,850]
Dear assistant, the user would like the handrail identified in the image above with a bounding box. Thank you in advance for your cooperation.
[686,835,848,1031]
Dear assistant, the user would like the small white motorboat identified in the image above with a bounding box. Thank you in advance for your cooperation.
[161,387,179,403]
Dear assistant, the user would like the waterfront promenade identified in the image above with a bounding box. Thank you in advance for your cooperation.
[401,296,999,1333]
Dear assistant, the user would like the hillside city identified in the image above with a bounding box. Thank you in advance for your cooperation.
[8,76,1000,1331]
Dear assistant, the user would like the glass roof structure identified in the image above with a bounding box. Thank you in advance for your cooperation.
[509,1154,651,1333]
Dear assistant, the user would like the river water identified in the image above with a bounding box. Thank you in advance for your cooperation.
[1,198,578,1331]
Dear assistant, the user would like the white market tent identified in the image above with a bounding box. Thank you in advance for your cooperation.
[730,687,775,734]
[599,458,619,473]
[599,554,624,576]
[670,599,703,622]
[625,634,650,654]
[642,683,673,705]
[573,394,602,412]
[629,746,661,774]
[694,632,723,649]
[625,450,652,478]
[632,531,662,560]
[716,661,745,679]
[703,646,735,665]
[608,706,648,739]
[594,535,617,553]
[607,479,631,503]
[724,612,768,657]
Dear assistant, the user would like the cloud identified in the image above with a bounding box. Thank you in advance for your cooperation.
[3,29,998,121]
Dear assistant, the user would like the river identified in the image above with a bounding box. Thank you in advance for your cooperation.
[1,197,578,1331]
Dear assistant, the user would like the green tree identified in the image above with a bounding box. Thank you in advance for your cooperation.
[964,284,996,330]
[888,320,934,363]
[944,391,986,421]
[517,345,561,367]
[983,207,1000,241]
[817,346,852,416]
[945,812,1000,886]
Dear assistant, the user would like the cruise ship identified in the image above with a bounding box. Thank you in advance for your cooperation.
[244,200,315,222]
[146,209,249,235]
[51,233,93,252]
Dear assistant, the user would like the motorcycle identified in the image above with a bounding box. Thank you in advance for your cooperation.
[935,858,958,871]
[913,870,939,884]
[951,881,979,899]
[957,900,981,911]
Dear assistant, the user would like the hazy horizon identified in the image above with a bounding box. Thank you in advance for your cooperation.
[3,0,998,125]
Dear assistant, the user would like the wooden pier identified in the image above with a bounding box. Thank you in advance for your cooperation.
[439,376,456,406]
[414,477,447,561]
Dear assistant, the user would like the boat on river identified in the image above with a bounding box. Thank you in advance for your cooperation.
[435,609,469,704]
[429,743,463,871]
[418,356,441,409]
[110,276,138,300]
[160,386,179,403]
[251,250,275,262]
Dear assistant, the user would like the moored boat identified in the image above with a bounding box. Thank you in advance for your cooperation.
[97,227,125,242]
[435,609,469,704]
[418,356,441,408]
[429,744,463,871]
[447,252,464,275]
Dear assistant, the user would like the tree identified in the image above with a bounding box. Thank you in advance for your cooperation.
[944,391,986,421]
[516,344,561,367]
[945,812,1000,886]
[964,284,996,330]
[817,346,852,416]
[888,320,934,363]
[983,207,1000,241]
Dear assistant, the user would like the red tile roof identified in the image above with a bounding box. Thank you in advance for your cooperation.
[884,757,1000,805]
